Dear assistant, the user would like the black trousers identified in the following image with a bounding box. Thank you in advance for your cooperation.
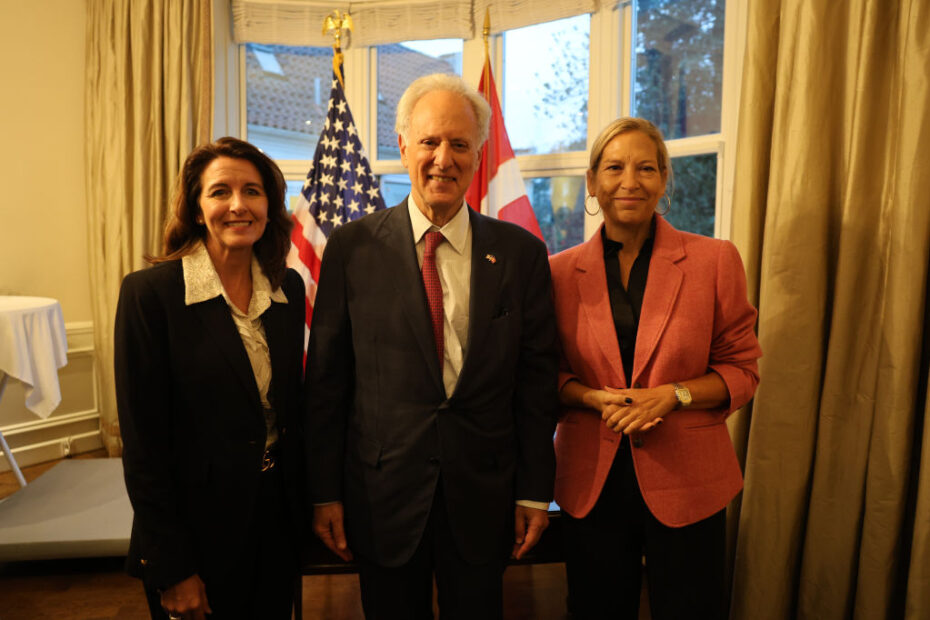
[562,438,727,620]
[143,464,296,619]
[357,478,507,620]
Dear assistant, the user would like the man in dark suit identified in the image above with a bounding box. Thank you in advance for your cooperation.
[305,73,559,618]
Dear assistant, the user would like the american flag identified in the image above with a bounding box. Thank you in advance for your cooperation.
[465,57,545,244]
[287,66,386,344]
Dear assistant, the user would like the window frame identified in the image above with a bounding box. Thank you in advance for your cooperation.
[226,0,748,240]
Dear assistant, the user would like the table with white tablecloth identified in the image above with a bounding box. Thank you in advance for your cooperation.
[0,296,69,486]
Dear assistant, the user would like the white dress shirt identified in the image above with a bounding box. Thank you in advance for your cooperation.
[407,197,472,398]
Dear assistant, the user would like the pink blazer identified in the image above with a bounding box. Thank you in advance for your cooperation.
[550,217,761,527]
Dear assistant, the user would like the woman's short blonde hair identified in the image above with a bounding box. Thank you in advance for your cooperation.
[588,117,673,186]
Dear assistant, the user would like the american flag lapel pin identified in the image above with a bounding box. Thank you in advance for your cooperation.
[485,253,497,264]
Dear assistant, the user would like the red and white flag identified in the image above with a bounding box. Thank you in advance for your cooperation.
[466,59,545,245]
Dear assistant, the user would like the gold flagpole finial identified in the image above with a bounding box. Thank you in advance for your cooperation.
[322,10,353,86]
[482,8,491,54]
[322,10,353,49]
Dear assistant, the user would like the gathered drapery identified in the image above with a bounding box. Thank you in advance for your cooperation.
[231,0,603,47]
[85,0,213,455]
[728,0,930,618]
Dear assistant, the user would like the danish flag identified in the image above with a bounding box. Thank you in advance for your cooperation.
[465,58,545,245]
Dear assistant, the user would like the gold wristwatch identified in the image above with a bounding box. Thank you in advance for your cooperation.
[673,383,692,409]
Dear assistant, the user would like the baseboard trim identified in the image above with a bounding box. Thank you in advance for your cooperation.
[0,429,104,472]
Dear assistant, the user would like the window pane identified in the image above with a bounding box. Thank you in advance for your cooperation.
[245,44,333,160]
[377,40,463,160]
[285,180,305,213]
[526,176,586,254]
[504,15,590,155]
[633,0,725,139]
[377,174,412,207]
[665,153,716,236]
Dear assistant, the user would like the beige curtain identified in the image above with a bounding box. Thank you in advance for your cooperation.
[728,0,930,618]
[85,0,213,455]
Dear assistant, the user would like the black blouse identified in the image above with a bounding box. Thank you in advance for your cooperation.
[601,221,654,386]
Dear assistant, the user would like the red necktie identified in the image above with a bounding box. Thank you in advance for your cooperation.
[422,231,444,370]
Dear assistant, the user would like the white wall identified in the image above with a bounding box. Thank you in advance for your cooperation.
[0,0,91,322]
[0,1,101,470]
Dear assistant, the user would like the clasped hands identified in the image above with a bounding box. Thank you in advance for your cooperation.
[593,385,677,435]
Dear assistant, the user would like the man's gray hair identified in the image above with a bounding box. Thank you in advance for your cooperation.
[395,73,491,148]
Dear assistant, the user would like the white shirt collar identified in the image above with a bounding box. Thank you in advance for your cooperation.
[182,242,287,311]
[407,195,471,255]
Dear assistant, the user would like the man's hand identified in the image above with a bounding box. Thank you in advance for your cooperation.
[512,505,549,560]
[313,502,353,561]
[160,573,211,620]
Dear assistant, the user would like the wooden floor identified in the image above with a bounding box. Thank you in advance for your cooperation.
[0,454,649,619]
[0,557,575,620]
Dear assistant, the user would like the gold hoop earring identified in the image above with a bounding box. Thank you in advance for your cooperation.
[584,194,601,216]
[657,194,671,216]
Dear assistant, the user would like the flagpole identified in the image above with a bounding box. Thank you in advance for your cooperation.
[322,10,353,87]
[482,8,491,95]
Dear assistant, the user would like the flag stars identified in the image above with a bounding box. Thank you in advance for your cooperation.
[292,69,386,261]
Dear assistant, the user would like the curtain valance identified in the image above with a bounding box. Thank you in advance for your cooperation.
[231,0,610,47]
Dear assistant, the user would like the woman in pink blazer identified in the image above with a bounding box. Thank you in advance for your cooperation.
[550,118,761,620]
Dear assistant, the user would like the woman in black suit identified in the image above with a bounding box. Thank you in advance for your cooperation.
[115,137,305,619]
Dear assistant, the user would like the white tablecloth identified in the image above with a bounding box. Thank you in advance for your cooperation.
[0,296,68,418]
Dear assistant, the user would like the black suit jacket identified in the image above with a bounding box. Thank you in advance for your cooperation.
[114,259,305,589]
[305,201,559,567]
